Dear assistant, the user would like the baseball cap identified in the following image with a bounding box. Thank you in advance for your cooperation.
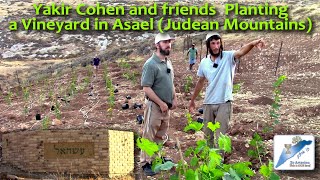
[205,32,221,41]
[155,33,175,44]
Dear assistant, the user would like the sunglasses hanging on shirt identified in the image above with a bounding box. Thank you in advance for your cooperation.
[213,63,218,68]
[165,58,171,73]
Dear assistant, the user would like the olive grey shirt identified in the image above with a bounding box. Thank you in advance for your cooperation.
[141,53,174,104]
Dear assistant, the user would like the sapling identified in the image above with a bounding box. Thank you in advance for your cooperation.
[259,160,280,180]
[247,132,267,165]
[5,90,13,105]
[118,58,131,69]
[122,71,138,84]
[184,75,193,93]
[42,116,51,130]
[48,89,54,100]
[108,87,116,109]
[264,75,287,133]
[269,75,287,126]
[54,101,61,119]
[22,86,30,101]
[83,77,90,88]
[233,82,243,94]
[86,65,93,77]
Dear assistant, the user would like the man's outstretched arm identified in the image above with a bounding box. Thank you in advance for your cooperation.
[234,39,265,59]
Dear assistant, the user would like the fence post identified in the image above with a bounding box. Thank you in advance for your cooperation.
[275,41,283,76]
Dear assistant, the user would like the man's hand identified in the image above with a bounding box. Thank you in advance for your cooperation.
[234,38,266,59]
[189,100,196,113]
[253,38,266,50]
[159,102,169,113]
[170,97,177,110]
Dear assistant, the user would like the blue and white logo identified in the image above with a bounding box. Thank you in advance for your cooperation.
[274,135,315,170]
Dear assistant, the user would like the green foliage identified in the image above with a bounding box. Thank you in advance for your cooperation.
[248,133,267,165]
[122,71,138,84]
[83,76,90,86]
[86,65,93,77]
[233,83,243,94]
[259,161,280,180]
[118,59,131,69]
[39,89,45,103]
[5,91,13,105]
[48,88,54,99]
[22,86,30,101]
[69,81,77,95]
[184,75,193,93]
[103,64,108,73]
[154,161,176,173]
[218,133,232,153]
[102,70,116,112]
[184,121,203,132]
[23,106,29,115]
[54,101,61,119]
[273,75,287,88]
[136,137,159,157]
[108,87,115,108]
[231,162,254,179]
[104,75,113,89]
[42,116,51,130]
[137,112,272,179]
[185,112,193,123]
[184,112,204,132]
[269,75,287,127]
[207,122,220,132]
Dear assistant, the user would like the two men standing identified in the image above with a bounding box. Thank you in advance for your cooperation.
[140,32,265,176]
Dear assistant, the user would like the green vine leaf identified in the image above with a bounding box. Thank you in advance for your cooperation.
[218,133,232,153]
[184,121,204,132]
[136,137,159,157]
[207,122,220,132]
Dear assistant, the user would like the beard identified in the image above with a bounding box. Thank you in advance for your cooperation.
[209,48,220,57]
[159,46,170,56]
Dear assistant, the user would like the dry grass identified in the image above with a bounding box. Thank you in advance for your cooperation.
[0,59,66,76]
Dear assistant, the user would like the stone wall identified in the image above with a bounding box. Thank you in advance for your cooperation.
[2,129,134,178]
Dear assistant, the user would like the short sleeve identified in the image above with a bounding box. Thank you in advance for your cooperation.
[229,51,237,65]
[197,58,205,77]
[141,63,155,87]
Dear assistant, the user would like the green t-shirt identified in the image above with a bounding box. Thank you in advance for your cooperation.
[188,48,197,59]
[141,53,174,104]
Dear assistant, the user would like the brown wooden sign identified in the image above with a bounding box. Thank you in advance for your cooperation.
[44,142,94,159]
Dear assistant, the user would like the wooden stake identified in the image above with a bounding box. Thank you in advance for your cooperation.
[200,39,203,61]
[14,71,21,87]
[183,37,185,54]
[275,41,283,76]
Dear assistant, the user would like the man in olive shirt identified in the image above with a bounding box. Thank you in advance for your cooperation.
[140,33,177,176]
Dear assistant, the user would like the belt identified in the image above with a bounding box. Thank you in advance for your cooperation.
[146,96,172,108]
